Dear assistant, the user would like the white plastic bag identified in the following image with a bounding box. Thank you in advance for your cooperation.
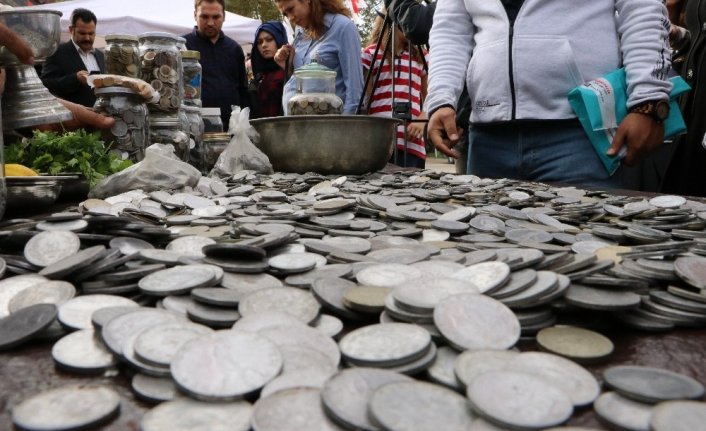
[209,106,273,177]
[89,143,201,198]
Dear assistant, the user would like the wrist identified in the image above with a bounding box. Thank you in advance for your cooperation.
[428,103,455,118]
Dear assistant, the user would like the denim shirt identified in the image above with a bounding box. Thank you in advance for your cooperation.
[283,13,364,115]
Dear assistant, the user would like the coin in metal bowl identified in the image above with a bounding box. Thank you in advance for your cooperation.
[12,385,120,431]
[58,294,139,331]
[603,365,706,403]
[650,400,706,431]
[593,391,653,431]
[141,398,252,431]
[51,329,117,373]
[454,349,519,389]
[451,261,511,294]
[369,380,474,431]
[504,351,600,407]
[466,370,573,430]
[536,326,614,363]
[321,367,413,430]
[339,322,431,367]
[0,303,57,350]
[434,293,520,351]
[171,331,282,401]
[252,388,344,431]
[23,230,81,267]
[239,287,320,324]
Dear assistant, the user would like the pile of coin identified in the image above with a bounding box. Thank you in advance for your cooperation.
[105,35,140,78]
[288,94,343,115]
[1,170,706,429]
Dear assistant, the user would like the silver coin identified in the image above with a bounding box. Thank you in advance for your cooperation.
[439,206,476,221]
[160,295,198,317]
[51,329,117,373]
[260,367,336,398]
[109,236,154,255]
[451,262,511,294]
[604,365,706,403]
[12,386,121,431]
[183,194,215,209]
[239,287,321,324]
[133,321,213,367]
[498,271,559,308]
[467,370,573,430]
[675,256,706,289]
[369,380,475,431]
[322,367,414,430]
[191,287,242,307]
[257,324,341,371]
[504,351,600,407]
[285,263,353,289]
[8,280,75,313]
[268,252,320,274]
[571,240,612,255]
[38,245,107,279]
[35,219,88,232]
[536,326,614,363]
[0,303,57,350]
[312,313,344,338]
[24,230,81,267]
[311,277,367,320]
[252,388,344,431]
[192,205,227,217]
[90,305,140,329]
[58,294,139,330]
[392,277,480,314]
[356,264,423,288]
[186,301,241,328]
[232,310,307,333]
[220,271,283,292]
[171,331,282,401]
[564,284,641,311]
[488,268,538,299]
[139,264,221,296]
[139,249,184,265]
[454,349,519,389]
[505,228,553,244]
[101,307,182,357]
[426,345,463,391]
[414,260,466,278]
[593,391,653,431]
[166,235,217,258]
[141,398,252,431]
[434,293,520,351]
[131,373,178,404]
[649,195,686,209]
[650,400,706,431]
[339,322,431,367]
[0,274,47,318]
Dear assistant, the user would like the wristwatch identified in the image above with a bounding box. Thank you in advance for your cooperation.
[629,100,670,122]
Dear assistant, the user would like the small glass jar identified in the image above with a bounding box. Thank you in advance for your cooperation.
[288,60,343,116]
[149,114,190,162]
[202,132,230,172]
[94,86,150,162]
[181,50,202,107]
[201,107,224,133]
[105,34,140,78]
[176,36,186,51]
[138,32,183,114]
[183,105,204,168]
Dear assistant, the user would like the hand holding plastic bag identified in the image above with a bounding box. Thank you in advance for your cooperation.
[209,106,273,178]
[89,143,201,198]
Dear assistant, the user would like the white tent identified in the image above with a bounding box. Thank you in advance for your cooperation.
[33,0,261,46]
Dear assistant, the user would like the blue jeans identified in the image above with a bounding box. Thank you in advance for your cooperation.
[467,121,623,190]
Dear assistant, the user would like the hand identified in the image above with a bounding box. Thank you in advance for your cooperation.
[428,107,462,159]
[406,121,425,140]
[35,99,115,132]
[274,44,292,70]
[76,70,89,85]
[607,113,664,166]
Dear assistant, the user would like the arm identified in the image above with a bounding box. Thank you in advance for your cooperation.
[339,19,364,115]
[609,0,672,165]
[425,0,473,158]
[40,46,85,98]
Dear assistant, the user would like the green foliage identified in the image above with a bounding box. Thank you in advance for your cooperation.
[5,129,133,188]
[357,0,381,44]
[227,0,281,22]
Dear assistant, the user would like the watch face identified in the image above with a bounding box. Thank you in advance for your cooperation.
[656,101,670,120]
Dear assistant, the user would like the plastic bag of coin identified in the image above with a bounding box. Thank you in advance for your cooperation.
[209,106,273,177]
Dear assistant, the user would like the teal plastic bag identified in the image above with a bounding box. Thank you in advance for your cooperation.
[568,69,690,175]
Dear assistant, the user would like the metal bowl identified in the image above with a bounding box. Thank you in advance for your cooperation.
[249,115,399,175]
[5,176,62,209]
[0,8,62,65]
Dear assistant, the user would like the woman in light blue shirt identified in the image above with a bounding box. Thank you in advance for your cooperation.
[274,0,364,115]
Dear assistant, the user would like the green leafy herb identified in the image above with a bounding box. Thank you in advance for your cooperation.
[5,129,133,187]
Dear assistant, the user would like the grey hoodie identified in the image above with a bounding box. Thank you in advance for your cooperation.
[425,0,673,124]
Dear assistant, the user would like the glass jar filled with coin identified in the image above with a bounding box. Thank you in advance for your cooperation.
[149,114,190,162]
[287,60,343,116]
[183,105,204,168]
[93,86,149,162]
[181,50,202,107]
[104,34,140,78]
[138,32,183,114]
[202,133,230,173]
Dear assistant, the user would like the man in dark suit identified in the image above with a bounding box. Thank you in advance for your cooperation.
[41,8,105,107]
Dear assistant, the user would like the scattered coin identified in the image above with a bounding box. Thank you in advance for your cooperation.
[339,322,431,367]
[251,388,344,431]
[536,326,614,363]
[604,365,706,403]
[0,303,57,350]
[141,398,252,431]
[650,400,706,431]
[593,391,653,431]
[51,329,117,373]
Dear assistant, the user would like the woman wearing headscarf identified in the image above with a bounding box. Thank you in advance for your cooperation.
[250,21,288,118]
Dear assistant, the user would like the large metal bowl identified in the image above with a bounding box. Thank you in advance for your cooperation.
[250,115,399,175]
[0,8,62,65]
[5,176,62,210]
